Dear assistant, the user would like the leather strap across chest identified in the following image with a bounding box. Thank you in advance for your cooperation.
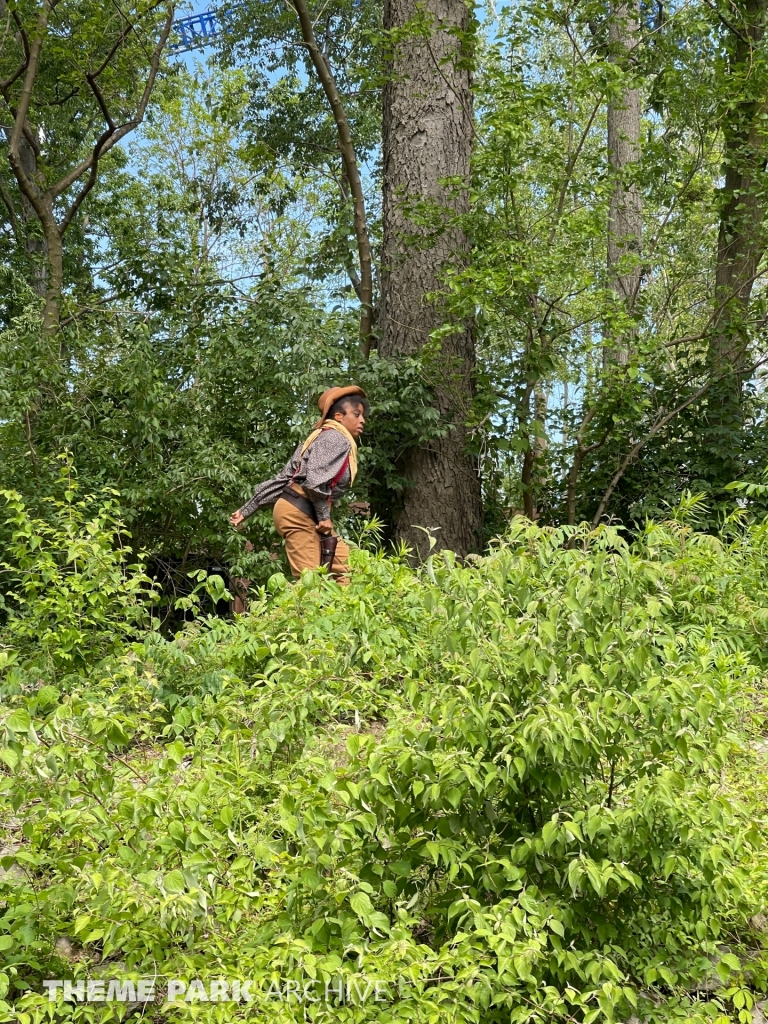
[290,427,352,493]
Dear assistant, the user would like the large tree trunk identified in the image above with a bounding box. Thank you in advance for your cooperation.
[707,0,768,476]
[379,0,482,559]
[604,0,642,368]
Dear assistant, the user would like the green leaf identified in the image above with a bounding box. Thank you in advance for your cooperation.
[0,748,19,770]
[165,740,186,765]
[5,710,31,733]
[163,870,186,894]
[350,892,374,919]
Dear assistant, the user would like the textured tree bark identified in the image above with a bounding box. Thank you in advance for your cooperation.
[700,0,768,489]
[380,0,481,559]
[708,0,768,437]
[17,135,48,299]
[40,206,63,334]
[604,0,642,368]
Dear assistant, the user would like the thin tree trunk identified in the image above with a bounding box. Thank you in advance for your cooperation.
[604,0,642,368]
[533,384,548,454]
[707,0,768,473]
[3,2,172,334]
[380,0,481,559]
[0,0,48,298]
[521,402,535,520]
[291,0,374,354]
[566,453,583,527]
[41,209,63,333]
[522,385,548,520]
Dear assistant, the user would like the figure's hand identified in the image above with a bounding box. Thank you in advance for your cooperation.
[229,510,245,530]
[316,519,333,535]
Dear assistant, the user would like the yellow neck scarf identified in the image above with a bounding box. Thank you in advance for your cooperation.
[300,419,358,483]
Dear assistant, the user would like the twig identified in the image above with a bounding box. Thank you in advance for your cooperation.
[591,354,768,526]
[68,729,149,785]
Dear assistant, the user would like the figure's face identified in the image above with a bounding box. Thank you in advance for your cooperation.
[334,400,366,437]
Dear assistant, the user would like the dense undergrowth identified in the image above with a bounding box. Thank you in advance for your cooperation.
[3,491,768,1022]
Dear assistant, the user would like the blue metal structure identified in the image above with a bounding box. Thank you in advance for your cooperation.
[169,9,224,54]
[169,1,362,55]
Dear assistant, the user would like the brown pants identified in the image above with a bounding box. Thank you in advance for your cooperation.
[273,498,350,583]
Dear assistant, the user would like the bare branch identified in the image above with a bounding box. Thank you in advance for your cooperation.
[699,0,750,45]
[10,9,29,62]
[60,294,119,326]
[108,0,167,62]
[42,85,80,106]
[85,72,116,130]
[6,3,49,224]
[56,4,174,227]
[590,355,768,526]
[662,267,768,350]
[59,125,114,232]
[548,97,602,246]
[0,58,28,94]
[290,0,373,354]
[326,160,366,302]
[90,18,135,82]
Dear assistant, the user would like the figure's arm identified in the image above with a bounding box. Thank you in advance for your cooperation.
[229,475,286,528]
[238,481,275,519]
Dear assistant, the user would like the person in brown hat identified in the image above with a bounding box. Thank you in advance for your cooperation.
[229,386,368,583]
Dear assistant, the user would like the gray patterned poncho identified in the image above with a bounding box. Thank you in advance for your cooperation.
[237,429,352,523]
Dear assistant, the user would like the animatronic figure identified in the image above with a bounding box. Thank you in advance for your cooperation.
[230,386,368,583]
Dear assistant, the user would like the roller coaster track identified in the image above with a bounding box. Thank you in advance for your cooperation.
[169,8,229,54]
[170,2,361,54]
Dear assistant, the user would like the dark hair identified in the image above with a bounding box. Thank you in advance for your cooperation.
[328,394,370,420]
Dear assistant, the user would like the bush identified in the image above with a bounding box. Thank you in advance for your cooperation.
[0,476,155,673]
[1,514,768,1023]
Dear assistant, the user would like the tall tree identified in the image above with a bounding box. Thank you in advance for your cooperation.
[604,0,642,367]
[706,0,768,483]
[224,0,379,352]
[0,0,173,333]
[379,0,481,558]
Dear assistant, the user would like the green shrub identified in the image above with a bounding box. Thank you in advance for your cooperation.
[0,479,156,673]
[2,514,768,1023]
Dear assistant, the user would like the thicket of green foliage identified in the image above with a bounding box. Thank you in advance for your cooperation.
[2,0,768,594]
[4,2,768,1020]
[3,494,768,1022]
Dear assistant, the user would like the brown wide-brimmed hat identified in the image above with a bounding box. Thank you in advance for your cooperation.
[313,385,367,429]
